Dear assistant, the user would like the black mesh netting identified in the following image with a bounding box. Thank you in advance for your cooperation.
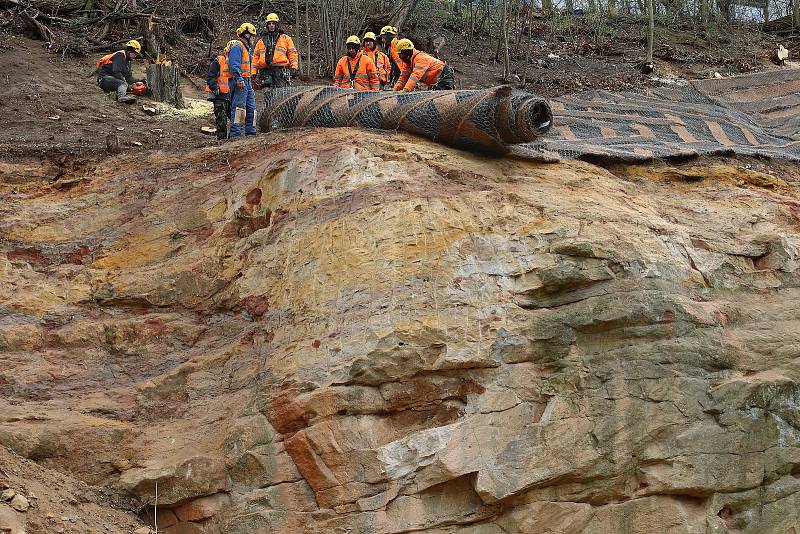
[259,86,553,155]
[530,69,800,162]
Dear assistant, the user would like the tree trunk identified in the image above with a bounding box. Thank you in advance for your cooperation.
[501,0,510,81]
[138,16,162,60]
[391,0,418,29]
[521,0,535,84]
[794,0,799,29]
[295,0,301,71]
[699,0,709,28]
[718,0,732,22]
[646,0,654,64]
[147,63,185,108]
[305,0,311,77]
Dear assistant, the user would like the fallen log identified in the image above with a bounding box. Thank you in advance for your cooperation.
[259,86,552,154]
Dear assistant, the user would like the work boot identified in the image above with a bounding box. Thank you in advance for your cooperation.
[118,95,136,104]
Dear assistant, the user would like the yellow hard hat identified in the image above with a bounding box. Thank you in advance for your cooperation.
[125,39,142,53]
[396,38,414,53]
[265,12,279,22]
[236,22,256,36]
[224,39,239,52]
[380,25,397,35]
[346,35,361,46]
[363,31,377,41]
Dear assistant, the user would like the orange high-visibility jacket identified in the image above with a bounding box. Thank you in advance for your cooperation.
[333,52,380,91]
[252,33,299,70]
[364,48,390,84]
[394,50,445,92]
[387,37,401,68]
[228,40,252,78]
[205,54,231,94]
[96,50,125,69]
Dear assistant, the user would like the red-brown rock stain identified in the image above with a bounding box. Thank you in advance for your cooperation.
[241,295,270,317]
[64,246,92,265]
[7,248,50,265]
[663,309,676,338]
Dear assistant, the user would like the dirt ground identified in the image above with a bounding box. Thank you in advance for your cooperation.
[0,36,215,167]
[0,446,144,533]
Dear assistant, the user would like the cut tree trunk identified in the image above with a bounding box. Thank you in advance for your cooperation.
[138,16,162,59]
[146,63,185,109]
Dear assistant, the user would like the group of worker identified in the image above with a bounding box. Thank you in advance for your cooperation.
[96,13,453,141]
[333,29,453,93]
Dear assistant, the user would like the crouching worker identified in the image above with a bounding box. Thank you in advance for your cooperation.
[228,23,258,138]
[205,41,235,140]
[333,36,380,91]
[393,39,454,92]
[96,39,145,103]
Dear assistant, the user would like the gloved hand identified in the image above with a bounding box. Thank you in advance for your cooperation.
[236,79,244,89]
[291,68,300,77]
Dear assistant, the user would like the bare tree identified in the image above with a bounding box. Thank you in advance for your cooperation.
[500,0,510,81]
[646,0,654,65]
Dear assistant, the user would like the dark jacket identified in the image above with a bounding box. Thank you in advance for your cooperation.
[206,56,222,92]
[99,51,136,84]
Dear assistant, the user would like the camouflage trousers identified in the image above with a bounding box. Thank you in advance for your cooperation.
[212,98,230,140]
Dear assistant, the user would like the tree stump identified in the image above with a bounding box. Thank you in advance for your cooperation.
[146,63,185,109]
[105,134,120,154]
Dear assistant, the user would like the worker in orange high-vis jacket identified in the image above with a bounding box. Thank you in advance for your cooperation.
[205,40,235,140]
[393,38,454,92]
[228,23,258,138]
[333,36,380,91]
[252,13,300,90]
[379,26,401,86]
[362,32,390,88]
[96,39,145,103]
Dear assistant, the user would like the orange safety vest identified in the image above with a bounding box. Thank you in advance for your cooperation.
[394,50,445,92]
[333,52,380,91]
[364,48,390,84]
[205,54,231,94]
[387,37,401,68]
[228,40,251,78]
[96,50,125,70]
[252,33,299,70]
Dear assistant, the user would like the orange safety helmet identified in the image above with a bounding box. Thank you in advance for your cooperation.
[131,82,148,95]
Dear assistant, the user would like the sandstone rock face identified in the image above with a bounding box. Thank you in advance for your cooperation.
[2,129,800,532]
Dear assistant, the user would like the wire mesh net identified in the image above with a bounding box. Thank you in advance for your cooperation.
[259,86,553,155]
[259,70,800,163]
[523,69,800,162]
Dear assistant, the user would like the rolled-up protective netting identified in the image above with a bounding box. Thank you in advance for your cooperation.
[258,85,552,154]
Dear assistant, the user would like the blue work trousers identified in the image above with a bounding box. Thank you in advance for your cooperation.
[229,78,257,137]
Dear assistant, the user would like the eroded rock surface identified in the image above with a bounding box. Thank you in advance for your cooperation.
[2,129,800,533]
